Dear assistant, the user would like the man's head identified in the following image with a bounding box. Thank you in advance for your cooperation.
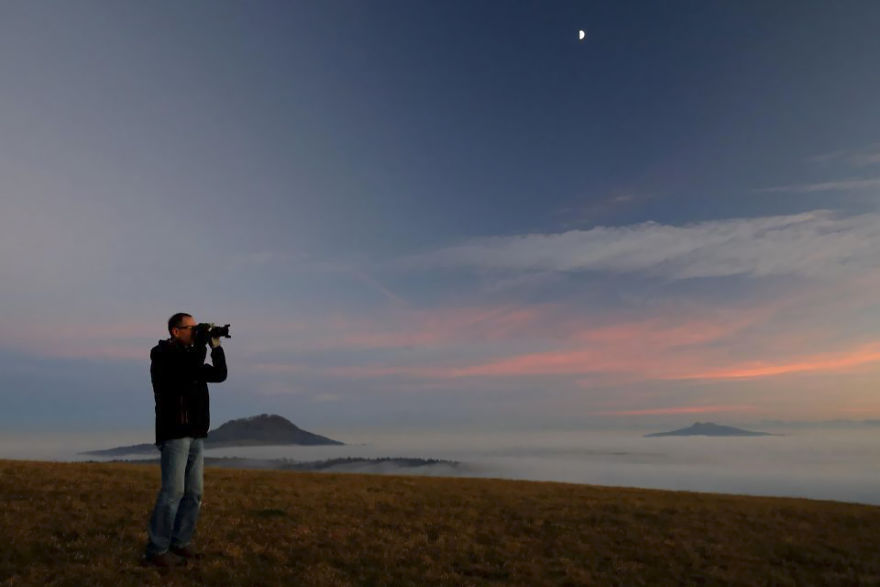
[168,313,197,346]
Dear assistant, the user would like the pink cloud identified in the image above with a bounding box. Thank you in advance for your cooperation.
[238,299,790,382]
[247,300,880,388]
[7,273,880,392]
[674,342,880,380]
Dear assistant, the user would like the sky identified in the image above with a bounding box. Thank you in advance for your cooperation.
[3,1,880,436]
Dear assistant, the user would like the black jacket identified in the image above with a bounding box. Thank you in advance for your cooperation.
[150,338,227,445]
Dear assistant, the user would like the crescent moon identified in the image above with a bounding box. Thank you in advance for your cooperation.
[579,30,586,40]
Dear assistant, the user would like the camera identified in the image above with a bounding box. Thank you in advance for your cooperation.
[193,323,231,346]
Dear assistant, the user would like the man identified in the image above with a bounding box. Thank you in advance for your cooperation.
[142,313,227,568]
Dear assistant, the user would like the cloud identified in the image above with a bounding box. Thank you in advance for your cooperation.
[808,149,852,164]
[674,342,880,380]
[852,152,880,166]
[551,191,649,229]
[292,336,880,385]
[237,278,880,387]
[754,178,880,193]
[808,144,880,167]
[242,302,778,382]
[395,210,880,280]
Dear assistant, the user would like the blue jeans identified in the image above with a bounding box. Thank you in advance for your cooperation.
[145,437,204,557]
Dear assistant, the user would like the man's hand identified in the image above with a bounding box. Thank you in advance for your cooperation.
[208,323,221,349]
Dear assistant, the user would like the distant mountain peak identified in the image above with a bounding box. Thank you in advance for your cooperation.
[79,413,343,456]
[208,414,343,446]
[218,413,301,430]
[645,422,774,437]
[242,413,291,422]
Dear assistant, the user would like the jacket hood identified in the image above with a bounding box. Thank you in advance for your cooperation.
[151,338,190,359]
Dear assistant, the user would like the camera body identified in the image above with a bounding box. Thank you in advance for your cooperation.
[192,323,231,346]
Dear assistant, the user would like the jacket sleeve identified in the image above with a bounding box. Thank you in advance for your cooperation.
[201,346,227,383]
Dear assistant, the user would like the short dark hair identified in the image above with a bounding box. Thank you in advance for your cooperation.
[168,313,193,336]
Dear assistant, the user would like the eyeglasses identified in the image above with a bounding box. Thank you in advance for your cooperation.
[176,325,195,330]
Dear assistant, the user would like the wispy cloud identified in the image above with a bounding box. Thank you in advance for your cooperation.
[675,342,880,380]
[280,336,880,385]
[852,152,880,166]
[808,149,851,164]
[552,191,649,229]
[754,178,880,193]
[240,278,880,387]
[808,144,880,167]
[345,267,409,306]
[242,301,779,382]
[395,210,880,280]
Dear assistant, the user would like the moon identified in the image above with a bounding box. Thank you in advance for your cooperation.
[578,30,586,40]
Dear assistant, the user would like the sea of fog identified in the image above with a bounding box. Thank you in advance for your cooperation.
[1,427,878,506]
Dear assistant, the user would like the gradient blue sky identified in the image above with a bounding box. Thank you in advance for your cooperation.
[3,1,880,435]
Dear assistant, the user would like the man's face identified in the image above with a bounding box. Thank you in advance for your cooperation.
[171,316,197,346]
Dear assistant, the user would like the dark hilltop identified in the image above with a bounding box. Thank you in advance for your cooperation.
[80,414,344,456]
[644,422,777,437]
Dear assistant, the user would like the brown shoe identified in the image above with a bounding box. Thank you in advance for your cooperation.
[170,545,204,560]
[142,551,188,568]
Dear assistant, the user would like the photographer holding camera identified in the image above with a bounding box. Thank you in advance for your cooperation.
[142,313,228,568]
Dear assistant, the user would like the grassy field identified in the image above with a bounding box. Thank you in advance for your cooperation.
[1,459,878,586]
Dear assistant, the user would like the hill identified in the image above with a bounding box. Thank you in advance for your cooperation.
[645,421,774,437]
[207,413,343,446]
[1,459,878,585]
[81,414,343,456]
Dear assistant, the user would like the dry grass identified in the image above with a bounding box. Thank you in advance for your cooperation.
[1,458,879,586]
